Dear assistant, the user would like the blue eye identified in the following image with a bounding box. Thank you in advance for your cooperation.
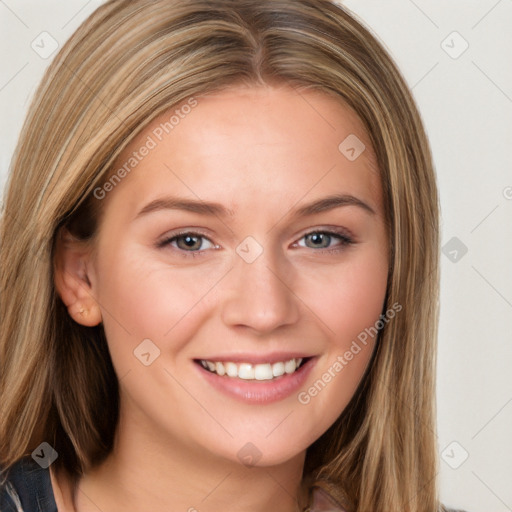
[296,230,354,252]
[158,232,216,256]
[158,229,354,258]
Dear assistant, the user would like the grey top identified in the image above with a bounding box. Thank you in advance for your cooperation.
[0,457,57,512]
[0,456,468,512]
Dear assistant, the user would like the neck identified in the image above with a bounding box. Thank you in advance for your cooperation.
[69,410,308,512]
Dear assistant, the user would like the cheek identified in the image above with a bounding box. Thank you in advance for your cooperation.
[93,248,222,362]
[293,246,388,417]
[298,248,389,346]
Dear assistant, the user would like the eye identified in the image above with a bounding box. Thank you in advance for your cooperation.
[158,228,354,258]
[295,230,354,252]
[158,231,217,256]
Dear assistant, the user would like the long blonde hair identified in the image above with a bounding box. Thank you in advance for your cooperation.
[0,1,441,510]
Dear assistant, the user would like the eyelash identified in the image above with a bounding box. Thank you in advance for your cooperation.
[157,228,354,258]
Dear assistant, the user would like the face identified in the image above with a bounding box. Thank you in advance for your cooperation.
[63,84,389,467]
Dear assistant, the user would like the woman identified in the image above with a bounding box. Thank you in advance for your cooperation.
[0,0,465,511]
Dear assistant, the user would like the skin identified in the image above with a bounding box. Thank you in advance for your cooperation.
[53,84,389,512]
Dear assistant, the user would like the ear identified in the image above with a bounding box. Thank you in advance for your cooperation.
[53,227,102,327]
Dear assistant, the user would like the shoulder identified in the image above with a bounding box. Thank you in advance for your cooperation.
[442,505,469,512]
[309,486,348,511]
[0,456,57,512]
[307,487,469,512]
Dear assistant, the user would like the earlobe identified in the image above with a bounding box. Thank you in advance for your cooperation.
[69,302,102,327]
[53,227,102,327]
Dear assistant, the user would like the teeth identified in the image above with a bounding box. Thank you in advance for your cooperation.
[199,358,304,380]
[238,363,255,380]
[272,362,285,377]
[254,363,273,381]
[225,362,238,377]
[284,359,297,374]
[215,362,225,376]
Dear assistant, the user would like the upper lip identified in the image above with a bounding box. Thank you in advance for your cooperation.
[194,352,314,365]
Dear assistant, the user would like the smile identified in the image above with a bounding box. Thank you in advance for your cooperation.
[194,355,316,404]
[198,358,305,380]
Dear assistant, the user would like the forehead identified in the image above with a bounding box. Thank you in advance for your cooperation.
[104,84,382,218]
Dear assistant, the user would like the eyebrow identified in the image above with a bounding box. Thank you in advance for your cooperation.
[134,193,376,221]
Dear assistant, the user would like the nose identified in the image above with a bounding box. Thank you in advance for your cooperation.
[220,245,300,335]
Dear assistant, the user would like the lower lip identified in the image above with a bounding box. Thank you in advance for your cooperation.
[195,358,316,404]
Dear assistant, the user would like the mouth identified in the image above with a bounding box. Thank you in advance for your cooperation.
[195,357,309,381]
[193,355,316,404]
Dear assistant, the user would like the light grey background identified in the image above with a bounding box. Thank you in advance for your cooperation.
[1,1,511,510]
